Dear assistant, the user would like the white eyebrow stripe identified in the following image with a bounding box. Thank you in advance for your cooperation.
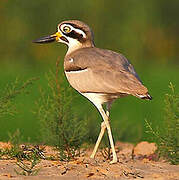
[60,24,86,38]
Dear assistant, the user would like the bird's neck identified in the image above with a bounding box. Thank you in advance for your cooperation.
[67,40,95,55]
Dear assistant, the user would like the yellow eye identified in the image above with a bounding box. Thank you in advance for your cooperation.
[63,26,71,33]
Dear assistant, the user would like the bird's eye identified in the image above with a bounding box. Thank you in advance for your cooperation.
[63,26,71,33]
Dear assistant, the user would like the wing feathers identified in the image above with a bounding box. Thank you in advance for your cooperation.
[65,47,150,96]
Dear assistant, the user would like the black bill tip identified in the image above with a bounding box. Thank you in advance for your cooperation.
[32,35,56,44]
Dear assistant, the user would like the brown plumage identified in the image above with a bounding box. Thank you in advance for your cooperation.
[65,47,150,99]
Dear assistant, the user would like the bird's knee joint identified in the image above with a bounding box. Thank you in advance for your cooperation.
[101,122,106,129]
[101,120,110,129]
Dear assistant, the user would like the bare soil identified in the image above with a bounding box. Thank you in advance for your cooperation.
[0,141,178,180]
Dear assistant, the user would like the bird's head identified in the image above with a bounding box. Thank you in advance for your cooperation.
[33,20,95,53]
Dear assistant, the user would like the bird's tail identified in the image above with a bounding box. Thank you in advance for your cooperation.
[136,93,152,100]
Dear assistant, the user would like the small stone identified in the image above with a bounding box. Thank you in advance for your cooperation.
[133,141,157,157]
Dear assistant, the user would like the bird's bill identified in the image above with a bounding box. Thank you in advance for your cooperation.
[33,32,62,43]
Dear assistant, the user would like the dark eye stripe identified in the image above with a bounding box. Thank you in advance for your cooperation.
[67,30,86,43]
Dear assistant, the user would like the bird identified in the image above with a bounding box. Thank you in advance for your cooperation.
[33,20,152,164]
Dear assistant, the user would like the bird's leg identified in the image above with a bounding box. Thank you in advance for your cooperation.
[90,103,111,159]
[93,104,117,164]
[90,121,106,159]
[101,111,117,164]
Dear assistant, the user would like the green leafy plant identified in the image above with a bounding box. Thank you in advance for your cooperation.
[36,59,88,161]
[145,83,179,164]
[14,145,44,176]
[0,76,42,176]
[0,129,22,160]
[0,77,38,117]
[0,130,44,176]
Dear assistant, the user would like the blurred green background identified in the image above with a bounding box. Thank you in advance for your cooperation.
[0,0,179,143]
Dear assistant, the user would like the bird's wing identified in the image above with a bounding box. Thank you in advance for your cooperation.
[64,47,148,96]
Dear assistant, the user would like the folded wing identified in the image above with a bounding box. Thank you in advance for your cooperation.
[65,47,151,99]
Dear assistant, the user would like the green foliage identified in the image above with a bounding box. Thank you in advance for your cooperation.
[0,130,22,160]
[145,83,179,164]
[0,77,38,117]
[14,145,43,176]
[0,130,43,176]
[8,129,22,147]
[36,61,88,161]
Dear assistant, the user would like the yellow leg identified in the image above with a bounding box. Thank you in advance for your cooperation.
[90,121,106,158]
[90,103,117,164]
[100,107,117,164]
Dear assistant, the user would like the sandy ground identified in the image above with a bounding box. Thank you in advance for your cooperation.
[0,141,178,180]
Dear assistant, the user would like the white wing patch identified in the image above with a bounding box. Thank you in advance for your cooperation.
[136,94,146,98]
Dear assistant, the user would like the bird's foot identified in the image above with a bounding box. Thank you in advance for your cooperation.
[90,154,95,159]
[110,157,118,164]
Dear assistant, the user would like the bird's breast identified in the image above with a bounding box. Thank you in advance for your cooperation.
[64,67,91,92]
